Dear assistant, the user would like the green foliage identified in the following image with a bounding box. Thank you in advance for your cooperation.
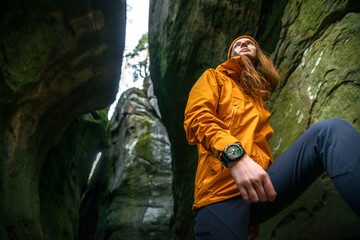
[125,33,149,81]
[125,33,148,58]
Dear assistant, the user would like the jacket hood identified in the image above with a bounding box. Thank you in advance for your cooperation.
[227,35,260,60]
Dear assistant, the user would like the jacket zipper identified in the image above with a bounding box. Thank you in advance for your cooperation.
[228,105,237,128]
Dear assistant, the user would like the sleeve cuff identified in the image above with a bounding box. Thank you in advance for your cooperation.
[212,135,240,153]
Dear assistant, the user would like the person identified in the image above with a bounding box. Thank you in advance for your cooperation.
[183,35,360,240]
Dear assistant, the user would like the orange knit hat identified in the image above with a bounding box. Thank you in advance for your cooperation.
[227,35,260,60]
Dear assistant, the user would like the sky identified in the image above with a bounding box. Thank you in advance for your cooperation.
[107,0,150,119]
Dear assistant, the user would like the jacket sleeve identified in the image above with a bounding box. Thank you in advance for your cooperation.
[184,69,239,155]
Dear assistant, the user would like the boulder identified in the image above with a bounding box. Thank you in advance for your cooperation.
[94,87,173,240]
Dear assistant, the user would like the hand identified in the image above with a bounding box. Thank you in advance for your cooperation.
[229,154,277,203]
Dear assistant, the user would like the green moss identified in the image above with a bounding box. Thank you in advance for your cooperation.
[135,133,153,161]
[119,166,142,200]
[264,9,360,239]
[268,81,309,159]
[311,83,360,130]
[137,116,154,130]
[1,20,59,94]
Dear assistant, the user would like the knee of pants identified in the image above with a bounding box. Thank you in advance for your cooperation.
[312,118,359,177]
[311,118,353,138]
[315,117,348,130]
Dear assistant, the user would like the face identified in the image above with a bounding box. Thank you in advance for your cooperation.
[231,37,257,60]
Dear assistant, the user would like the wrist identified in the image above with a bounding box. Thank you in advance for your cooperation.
[228,154,247,168]
[228,161,237,168]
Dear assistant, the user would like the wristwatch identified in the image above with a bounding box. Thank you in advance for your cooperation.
[220,143,246,168]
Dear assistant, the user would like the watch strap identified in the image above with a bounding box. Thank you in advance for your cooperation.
[220,153,229,168]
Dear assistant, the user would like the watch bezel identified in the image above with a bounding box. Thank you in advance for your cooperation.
[225,144,242,160]
[220,143,246,168]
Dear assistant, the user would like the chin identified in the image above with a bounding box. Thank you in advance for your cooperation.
[240,54,256,63]
[240,53,253,57]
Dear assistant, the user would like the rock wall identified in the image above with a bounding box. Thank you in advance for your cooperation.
[40,111,108,239]
[149,0,360,239]
[0,0,126,239]
[260,1,360,239]
[82,85,173,240]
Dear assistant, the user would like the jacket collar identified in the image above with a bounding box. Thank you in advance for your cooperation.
[216,56,243,82]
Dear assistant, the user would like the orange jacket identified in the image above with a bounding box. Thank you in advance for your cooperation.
[184,56,274,211]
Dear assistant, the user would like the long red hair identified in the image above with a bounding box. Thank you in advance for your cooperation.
[229,37,279,101]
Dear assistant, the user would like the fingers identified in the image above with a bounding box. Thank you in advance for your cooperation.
[263,174,277,201]
[230,155,277,203]
[253,178,267,202]
[239,179,263,203]
[238,185,251,203]
[247,182,259,203]
[239,173,276,203]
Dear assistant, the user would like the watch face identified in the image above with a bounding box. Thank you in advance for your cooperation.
[225,145,242,160]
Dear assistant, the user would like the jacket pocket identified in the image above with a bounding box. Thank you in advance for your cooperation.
[228,95,245,130]
[194,226,214,239]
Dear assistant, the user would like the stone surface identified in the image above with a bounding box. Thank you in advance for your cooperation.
[149,0,360,238]
[40,111,108,240]
[269,10,360,159]
[0,0,125,239]
[261,2,360,239]
[88,87,173,240]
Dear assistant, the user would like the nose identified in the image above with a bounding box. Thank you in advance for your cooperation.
[240,42,248,48]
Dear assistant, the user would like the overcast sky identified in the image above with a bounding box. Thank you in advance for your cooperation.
[108,0,150,119]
